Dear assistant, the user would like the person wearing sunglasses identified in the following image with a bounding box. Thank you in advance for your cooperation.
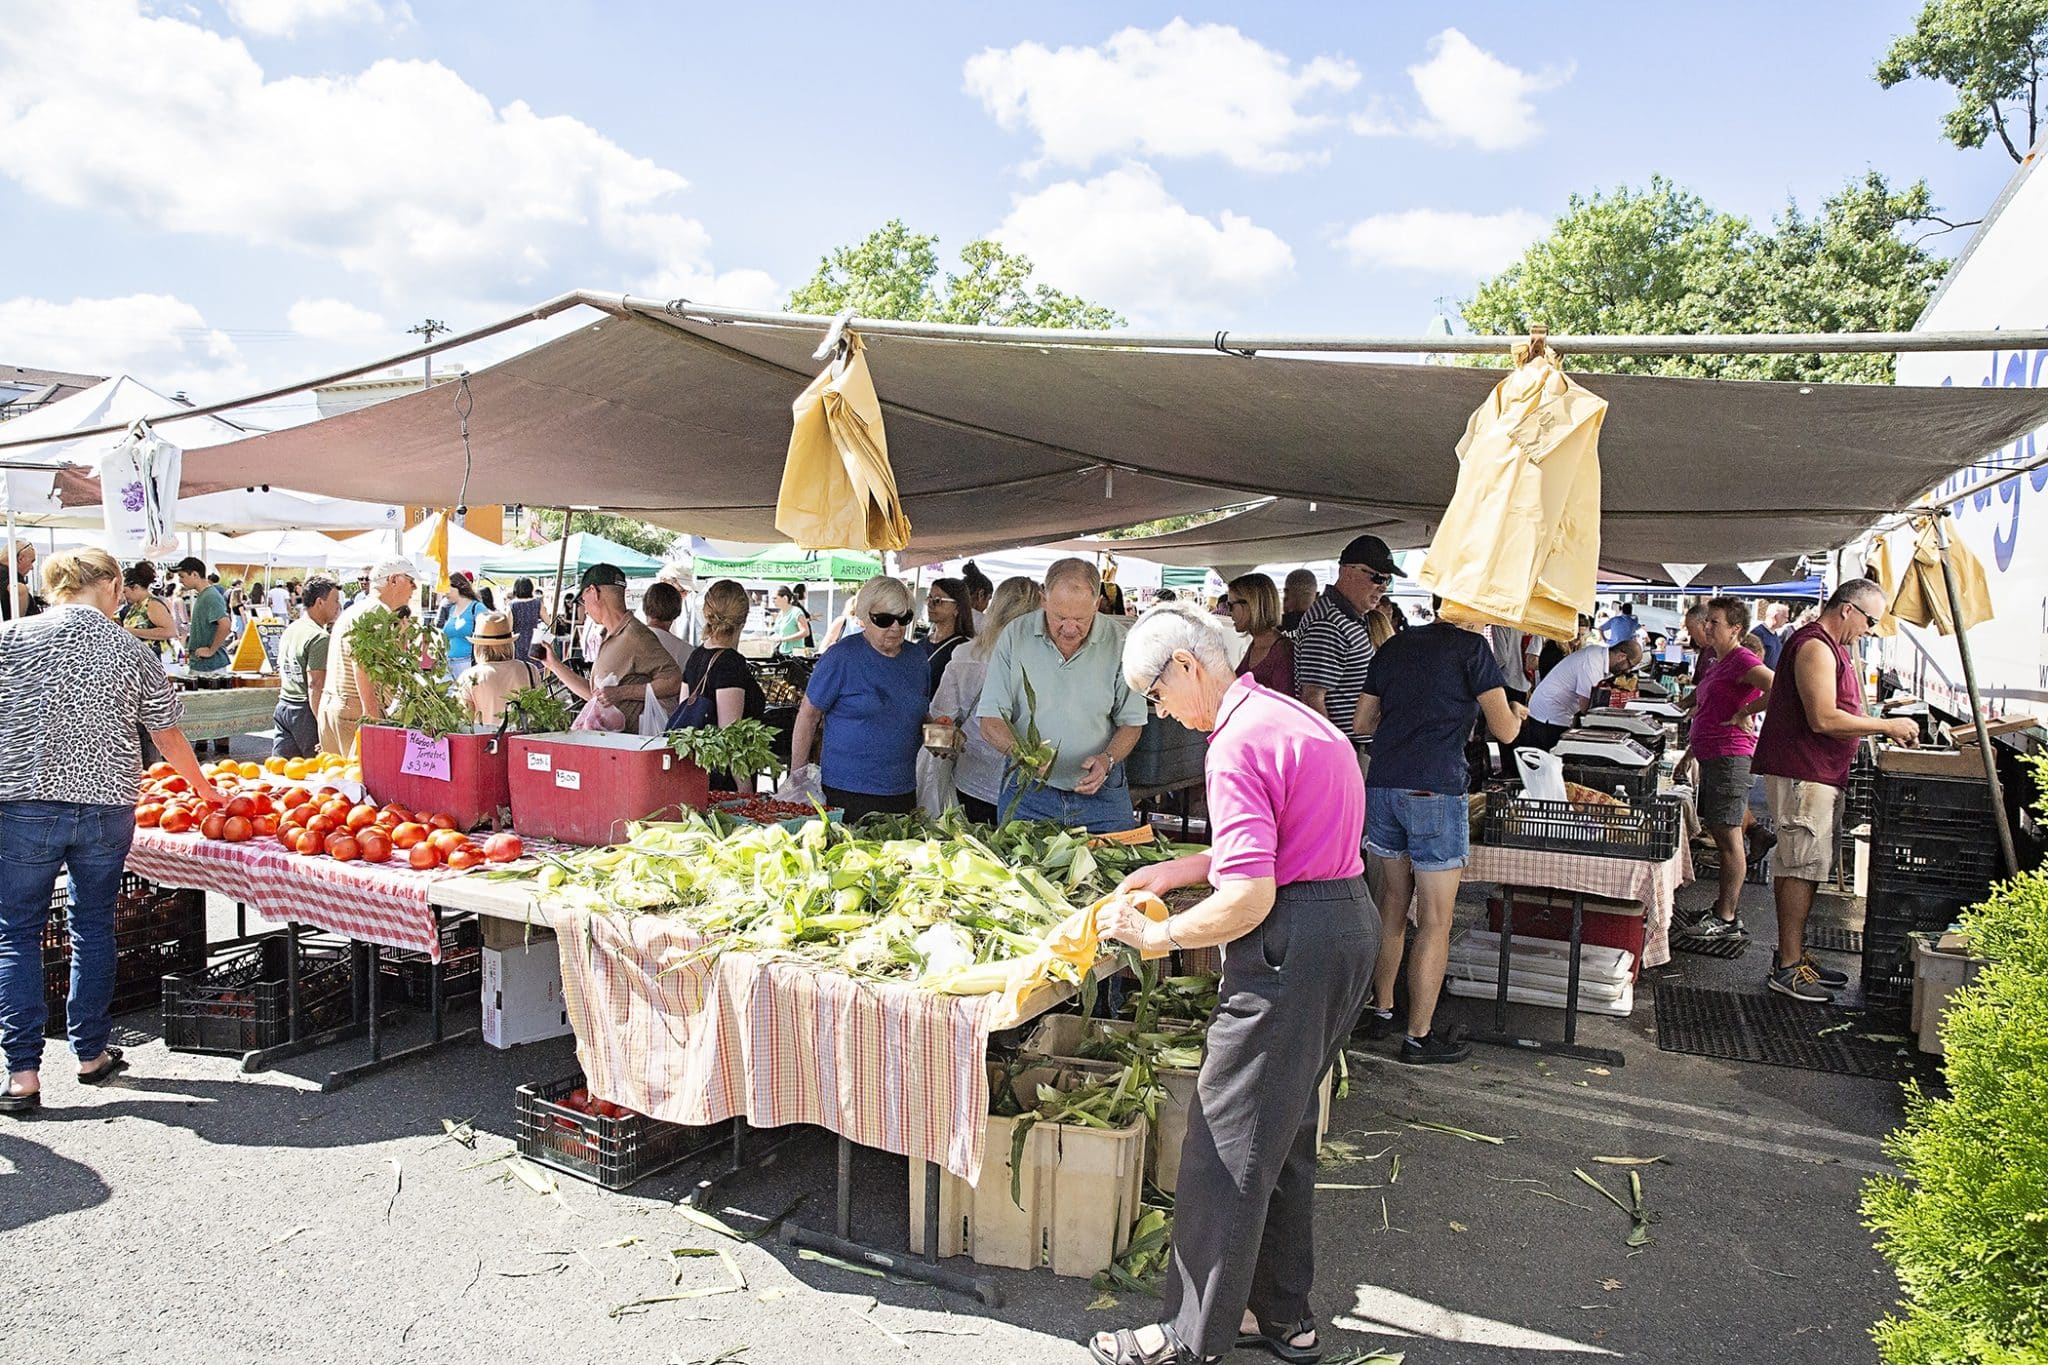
[534,563,683,733]
[788,576,930,822]
[1752,578,1919,1003]
[1085,601,1371,1365]
[921,576,975,694]
[1295,534,1402,785]
[1223,572,1293,696]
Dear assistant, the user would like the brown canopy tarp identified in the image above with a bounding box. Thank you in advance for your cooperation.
[176,297,2048,568]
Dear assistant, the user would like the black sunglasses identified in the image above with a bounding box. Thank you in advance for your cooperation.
[1224,596,1248,609]
[1846,601,1880,629]
[869,611,911,629]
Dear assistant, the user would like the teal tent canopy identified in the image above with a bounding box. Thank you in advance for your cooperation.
[692,544,882,584]
[1161,565,1212,590]
[480,531,667,579]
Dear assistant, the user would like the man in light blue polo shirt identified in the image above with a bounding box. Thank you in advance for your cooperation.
[978,557,1148,832]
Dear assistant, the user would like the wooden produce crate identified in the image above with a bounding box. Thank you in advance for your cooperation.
[908,1063,1146,1278]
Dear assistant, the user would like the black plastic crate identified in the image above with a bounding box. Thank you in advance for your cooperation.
[1480,790,1681,862]
[1869,771,2001,898]
[43,876,206,1036]
[378,915,482,1006]
[1512,758,1660,806]
[514,1074,718,1190]
[162,934,353,1055]
[1862,884,1979,1011]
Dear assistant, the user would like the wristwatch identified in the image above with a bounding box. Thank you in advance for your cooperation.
[1161,916,1182,952]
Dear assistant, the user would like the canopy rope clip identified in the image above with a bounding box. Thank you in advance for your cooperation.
[1512,322,1551,366]
[814,310,857,362]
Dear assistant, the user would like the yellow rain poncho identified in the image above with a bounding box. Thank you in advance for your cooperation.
[776,331,913,552]
[1890,516,1994,636]
[1420,344,1606,642]
[936,890,1168,1031]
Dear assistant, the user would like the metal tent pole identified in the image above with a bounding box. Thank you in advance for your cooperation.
[4,505,16,618]
[550,512,573,645]
[1930,513,2019,877]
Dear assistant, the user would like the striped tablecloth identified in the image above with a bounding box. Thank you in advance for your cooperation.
[126,827,461,957]
[549,903,1012,1183]
[1464,840,1694,969]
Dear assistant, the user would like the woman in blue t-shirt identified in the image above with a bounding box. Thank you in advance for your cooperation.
[788,576,929,822]
[440,574,483,677]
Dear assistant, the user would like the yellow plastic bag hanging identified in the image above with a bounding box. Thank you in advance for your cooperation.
[424,510,452,594]
[1890,517,1994,636]
[776,331,913,552]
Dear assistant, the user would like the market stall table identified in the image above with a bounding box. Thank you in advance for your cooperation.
[171,681,281,744]
[125,826,482,1087]
[431,873,1098,1306]
[1461,839,1694,1065]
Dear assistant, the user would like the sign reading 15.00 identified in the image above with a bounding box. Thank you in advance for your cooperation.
[1931,344,2048,573]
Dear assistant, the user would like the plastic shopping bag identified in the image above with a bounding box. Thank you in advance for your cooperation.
[636,683,666,737]
[572,671,627,732]
[1515,747,1567,802]
[775,763,824,805]
[915,747,958,817]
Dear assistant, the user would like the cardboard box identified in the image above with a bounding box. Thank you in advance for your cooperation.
[1911,935,1988,1057]
[1877,714,2035,776]
[481,940,571,1048]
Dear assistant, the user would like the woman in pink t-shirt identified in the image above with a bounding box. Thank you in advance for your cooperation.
[1088,603,1371,1365]
[1687,596,1775,936]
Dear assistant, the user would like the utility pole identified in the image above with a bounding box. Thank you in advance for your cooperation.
[407,318,449,384]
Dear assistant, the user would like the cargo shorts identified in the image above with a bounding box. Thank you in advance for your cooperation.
[1764,776,1839,882]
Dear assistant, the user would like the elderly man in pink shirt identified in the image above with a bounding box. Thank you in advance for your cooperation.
[1087,602,1375,1365]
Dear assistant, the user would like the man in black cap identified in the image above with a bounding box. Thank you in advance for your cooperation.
[1296,534,1400,783]
[534,564,682,732]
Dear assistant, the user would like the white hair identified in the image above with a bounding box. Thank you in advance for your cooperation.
[369,557,418,588]
[1043,556,1100,597]
[1122,601,1233,688]
[853,575,914,620]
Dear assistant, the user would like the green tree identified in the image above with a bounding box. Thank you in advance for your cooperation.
[1877,0,2048,162]
[787,219,1124,329]
[528,508,678,560]
[1461,173,1952,383]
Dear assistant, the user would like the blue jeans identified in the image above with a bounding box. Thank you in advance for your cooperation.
[999,767,1138,834]
[0,801,136,1073]
[1365,788,1471,873]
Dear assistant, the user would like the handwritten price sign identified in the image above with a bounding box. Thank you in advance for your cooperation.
[400,730,451,781]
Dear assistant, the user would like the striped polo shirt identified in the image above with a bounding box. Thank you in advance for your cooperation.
[1293,586,1375,746]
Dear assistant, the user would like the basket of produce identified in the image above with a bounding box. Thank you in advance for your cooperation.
[1479,785,1681,862]
[162,932,354,1055]
[514,1073,721,1190]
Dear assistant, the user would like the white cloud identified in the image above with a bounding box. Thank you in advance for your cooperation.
[222,0,409,38]
[0,1,768,311]
[1336,208,1547,277]
[990,165,1293,325]
[0,293,255,401]
[964,19,1358,173]
[287,297,389,342]
[1350,28,1572,151]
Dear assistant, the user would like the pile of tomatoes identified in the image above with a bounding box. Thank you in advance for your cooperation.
[722,797,825,825]
[556,1087,636,1122]
[136,760,523,871]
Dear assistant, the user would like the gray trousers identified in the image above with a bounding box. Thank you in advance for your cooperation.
[1166,876,1379,1357]
[271,700,319,760]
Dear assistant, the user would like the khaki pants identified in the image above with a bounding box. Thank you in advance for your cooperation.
[1764,776,1839,882]
[316,701,361,758]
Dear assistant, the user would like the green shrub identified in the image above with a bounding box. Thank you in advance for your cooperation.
[1862,867,2048,1363]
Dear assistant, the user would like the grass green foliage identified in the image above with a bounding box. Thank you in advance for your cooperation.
[1861,756,2048,1363]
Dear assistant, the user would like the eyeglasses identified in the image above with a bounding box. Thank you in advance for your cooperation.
[1143,656,1174,704]
[927,596,955,609]
[869,611,911,629]
[1846,602,1881,630]
[1224,597,1248,609]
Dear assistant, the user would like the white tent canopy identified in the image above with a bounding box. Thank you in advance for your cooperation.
[0,375,405,533]
[210,528,349,569]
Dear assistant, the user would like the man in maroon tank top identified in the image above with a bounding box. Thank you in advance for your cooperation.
[1752,579,1920,1001]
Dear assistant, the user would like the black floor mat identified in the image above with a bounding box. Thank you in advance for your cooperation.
[1807,926,1864,955]
[1652,983,1917,1078]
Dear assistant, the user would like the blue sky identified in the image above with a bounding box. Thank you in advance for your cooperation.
[0,1,2026,426]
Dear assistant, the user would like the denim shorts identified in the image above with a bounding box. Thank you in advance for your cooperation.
[1365,788,1471,872]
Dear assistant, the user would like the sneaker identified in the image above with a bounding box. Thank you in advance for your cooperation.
[1358,1008,1400,1041]
[1767,961,1835,1003]
[1746,825,1778,859]
[1399,1030,1472,1064]
[1800,952,1849,988]
[1690,913,1746,939]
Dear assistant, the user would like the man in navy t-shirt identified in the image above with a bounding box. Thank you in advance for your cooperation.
[1353,614,1521,1064]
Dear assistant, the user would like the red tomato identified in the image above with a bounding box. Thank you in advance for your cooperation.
[225,795,256,819]
[278,827,300,851]
[345,805,378,833]
[160,807,193,834]
[427,813,458,832]
[254,813,280,837]
[319,798,351,821]
[248,793,275,818]
[327,833,360,862]
[357,830,393,863]
[445,845,482,871]
[484,832,525,863]
[390,822,428,850]
[407,842,441,870]
[162,776,189,794]
[222,815,254,843]
[280,787,312,809]
[201,812,228,841]
[305,813,338,839]
[135,804,163,828]
[293,829,323,856]
[148,761,175,780]
[380,803,413,825]
[428,828,467,858]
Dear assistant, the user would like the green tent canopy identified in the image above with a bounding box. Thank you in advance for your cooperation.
[479,531,668,579]
[692,544,883,584]
[1161,565,1212,590]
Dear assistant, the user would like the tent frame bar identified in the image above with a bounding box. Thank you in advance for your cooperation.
[1930,512,2021,877]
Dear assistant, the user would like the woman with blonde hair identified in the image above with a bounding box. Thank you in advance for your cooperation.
[455,611,544,727]
[0,548,224,1111]
[1225,572,1294,696]
[666,580,766,789]
[930,576,1043,823]
[788,576,929,821]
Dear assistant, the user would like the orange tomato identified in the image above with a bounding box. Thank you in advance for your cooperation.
[277,827,299,851]
[201,812,228,841]
[147,761,175,780]
[427,813,458,831]
[445,845,483,871]
[327,833,360,862]
[357,830,393,863]
[162,776,189,794]
[406,842,440,870]
[305,814,338,838]
[254,813,280,837]
[225,795,256,819]
[389,822,428,849]
[279,787,312,810]
[135,804,164,828]
[427,828,467,858]
[345,805,378,833]
[222,815,254,843]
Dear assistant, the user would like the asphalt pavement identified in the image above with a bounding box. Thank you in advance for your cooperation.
[0,860,1907,1365]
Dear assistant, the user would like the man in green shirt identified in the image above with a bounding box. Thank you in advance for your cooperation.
[175,557,232,673]
[977,557,1148,833]
[272,578,341,759]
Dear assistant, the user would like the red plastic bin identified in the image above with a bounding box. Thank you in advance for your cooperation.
[358,724,512,831]
[507,732,710,846]
[1485,891,1646,980]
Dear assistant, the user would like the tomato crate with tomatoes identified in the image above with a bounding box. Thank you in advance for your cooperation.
[161,932,353,1055]
[514,1074,721,1191]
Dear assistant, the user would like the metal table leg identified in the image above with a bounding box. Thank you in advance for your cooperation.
[321,925,480,1092]
[781,1142,1001,1306]
[1468,885,1626,1066]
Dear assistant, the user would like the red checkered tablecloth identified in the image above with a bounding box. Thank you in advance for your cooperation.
[1464,841,1694,969]
[126,826,463,957]
[550,904,1016,1184]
